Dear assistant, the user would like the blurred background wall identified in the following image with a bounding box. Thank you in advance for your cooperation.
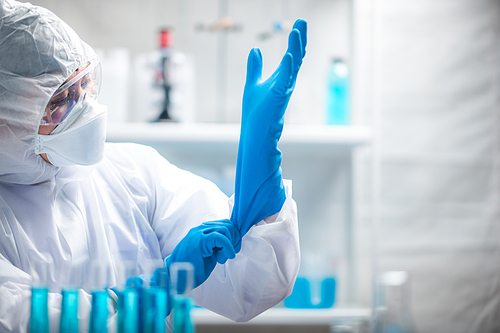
[358,1,500,332]
[19,0,500,332]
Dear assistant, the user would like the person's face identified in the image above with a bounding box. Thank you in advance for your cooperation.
[38,64,89,163]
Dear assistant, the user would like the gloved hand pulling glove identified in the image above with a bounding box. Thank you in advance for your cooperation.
[129,21,307,300]
[164,219,241,289]
[231,19,307,236]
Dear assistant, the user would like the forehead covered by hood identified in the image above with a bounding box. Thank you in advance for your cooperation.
[0,0,97,184]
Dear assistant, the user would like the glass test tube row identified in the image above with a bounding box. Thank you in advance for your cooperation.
[29,262,195,333]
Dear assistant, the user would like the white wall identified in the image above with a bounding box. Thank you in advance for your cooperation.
[355,0,500,332]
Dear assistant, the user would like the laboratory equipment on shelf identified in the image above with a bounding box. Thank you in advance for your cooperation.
[326,58,350,125]
[284,276,336,309]
[372,271,418,333]
[284,252,337,309]
[157,28,173,122]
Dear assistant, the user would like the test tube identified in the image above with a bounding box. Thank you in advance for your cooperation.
[89,290,109,333]
[88,262,111,333]
[140,260,167,333]
[60,264,81,333]
[60,289,79,332]
[30,262,50,333]
[117,288,139,333]
[142,286,168,333]
[170,263,195,333]
[116,262,139,333]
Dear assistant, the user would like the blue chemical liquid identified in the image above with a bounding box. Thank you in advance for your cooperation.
[173,296,194,333]
[117,288,139,333]
[89,291,109,333]
[142,287,168,333]
[284,276,336,309]
[61,289,79,333]
[30,288,49,333]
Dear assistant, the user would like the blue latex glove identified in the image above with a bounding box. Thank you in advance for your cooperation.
[118,220,240,319]
[231,19,307,236]
[164,219,241,288]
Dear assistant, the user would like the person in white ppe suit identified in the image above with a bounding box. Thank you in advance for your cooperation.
[0,0,307,332]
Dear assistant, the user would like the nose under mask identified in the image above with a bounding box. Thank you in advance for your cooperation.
[35,97,108,167]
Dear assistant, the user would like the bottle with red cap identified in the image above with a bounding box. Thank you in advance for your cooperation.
[157,28,173,121]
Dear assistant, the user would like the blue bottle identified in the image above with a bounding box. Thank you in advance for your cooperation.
[326,58,350,125]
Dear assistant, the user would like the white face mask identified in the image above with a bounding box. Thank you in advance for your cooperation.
[35,97,108,167]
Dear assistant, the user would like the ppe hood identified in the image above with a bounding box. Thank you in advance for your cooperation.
[0,0,98,184]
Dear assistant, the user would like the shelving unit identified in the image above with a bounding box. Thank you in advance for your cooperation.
[106,122,371,151]
[106,122,373,328]
[193,307,371,326]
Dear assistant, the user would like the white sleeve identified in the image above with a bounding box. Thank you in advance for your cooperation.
[145,148,299,322]
[191,180,300,322]
[0,255,32,332]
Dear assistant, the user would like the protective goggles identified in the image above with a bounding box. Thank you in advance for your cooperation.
[40,58,101,126]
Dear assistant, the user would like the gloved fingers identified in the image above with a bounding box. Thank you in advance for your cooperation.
[165,254,205,288]
[214,247,233,265]
[286,29,304,85]
[214,234,236,263]
[245,47,263,86]
[151,267,169,288]
[202,220,242,251]
[275,52,294,95]
[127,274,147,288]
[203,232,236,264]
[292,19,308,57]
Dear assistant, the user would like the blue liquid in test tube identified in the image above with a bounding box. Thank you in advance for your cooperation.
[89,290,109,333]
[117,288,139,333]
[30,287,49,333]
[60,289,79,333]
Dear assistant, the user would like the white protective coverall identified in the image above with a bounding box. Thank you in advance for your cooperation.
[0,0,300,332]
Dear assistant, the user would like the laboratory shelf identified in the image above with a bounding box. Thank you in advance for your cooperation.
[193,307,371,326]
[106,122,372,154]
